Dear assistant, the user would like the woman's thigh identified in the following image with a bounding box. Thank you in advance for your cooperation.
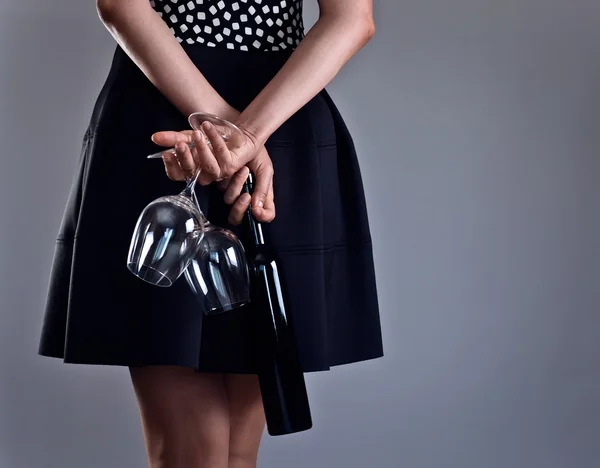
[129,366,230,468]
[224,374,265,467]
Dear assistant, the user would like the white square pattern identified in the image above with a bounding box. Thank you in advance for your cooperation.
[150,0,304,51]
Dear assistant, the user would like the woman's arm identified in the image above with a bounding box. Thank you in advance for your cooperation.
[150,0,374,221]
[96,0,276,222]
[235,0,375,144]
[95,0,238,120]
[158,0,375,184]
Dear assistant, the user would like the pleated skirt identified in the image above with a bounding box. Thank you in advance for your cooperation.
[38,44,384,373]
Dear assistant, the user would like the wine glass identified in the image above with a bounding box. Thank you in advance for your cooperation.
[126,166,205,287]
[145,112,251,314]
[184,224,251,314]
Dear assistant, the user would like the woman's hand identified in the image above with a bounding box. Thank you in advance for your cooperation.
[221,147,276,225]
[151,129,275,224]
[152,122,261,186]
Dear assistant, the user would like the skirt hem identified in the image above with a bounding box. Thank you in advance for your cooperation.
[37,350,385,374]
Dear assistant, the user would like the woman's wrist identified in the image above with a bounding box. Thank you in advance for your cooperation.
[205,104,269,150]
[234,113,271,148]
[182,101,239,125]
[216,107,266,150]
[208,102,240,123]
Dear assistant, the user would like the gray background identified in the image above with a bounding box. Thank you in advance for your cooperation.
[1,0,599,467]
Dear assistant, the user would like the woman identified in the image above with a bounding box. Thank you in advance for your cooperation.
[38,0,383,466]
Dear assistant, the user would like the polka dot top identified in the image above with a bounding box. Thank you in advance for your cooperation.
[150,0,305,52]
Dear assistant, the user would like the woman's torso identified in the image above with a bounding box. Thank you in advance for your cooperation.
[150,0,305,52]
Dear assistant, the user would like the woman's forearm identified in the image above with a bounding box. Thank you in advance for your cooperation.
[235,1,375,145]
[96,0,238,121]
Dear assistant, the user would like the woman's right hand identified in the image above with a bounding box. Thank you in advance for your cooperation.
[219,147,276,225]
[155,130,275,224]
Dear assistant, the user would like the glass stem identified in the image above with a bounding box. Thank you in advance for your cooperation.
[181,132,219,225]
[183,168,201,198]
[183,168,209,226]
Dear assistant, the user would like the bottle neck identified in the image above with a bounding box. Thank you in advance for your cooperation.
[242,174,264,246]
[247,208,265,246]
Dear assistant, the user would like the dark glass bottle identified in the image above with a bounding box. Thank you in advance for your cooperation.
[241,174,313,436]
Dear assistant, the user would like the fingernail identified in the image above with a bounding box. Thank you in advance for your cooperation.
[242,193,252,204]
[257,200,264,208]
[202,122,212,131]
[176,142,186,152]
[193,130,202,140]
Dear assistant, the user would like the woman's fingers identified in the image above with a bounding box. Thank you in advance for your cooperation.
[175,141,197,179]
[227,182,275,225]
[225,162,276,225]
[254,181,276,223]
[162,152,186,181]
[202,123,262,182]
[244,148,275,222]
[250,161,272,212]
[223,166,250,205]
[151,130,194,147]
[151,128,223,185]
[202,122,234,177]
[152,130,194,181]
[227,192,252,226]
[192,130,221,186]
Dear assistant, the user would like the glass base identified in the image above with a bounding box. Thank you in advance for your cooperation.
[188,112,246,148]
[127,264,173,287]
[204,300,250,316]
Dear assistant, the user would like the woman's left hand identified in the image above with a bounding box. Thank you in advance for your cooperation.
[150,129,276,225]
[151,121,261,186]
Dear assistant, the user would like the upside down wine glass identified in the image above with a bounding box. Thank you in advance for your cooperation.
[126,159,205,287]
[143,112,251,315]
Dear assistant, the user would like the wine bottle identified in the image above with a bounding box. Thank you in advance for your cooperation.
[241,174,313,436]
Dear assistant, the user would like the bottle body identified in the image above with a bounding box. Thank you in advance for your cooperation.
[241,174,312,436]
[248,244,312,436]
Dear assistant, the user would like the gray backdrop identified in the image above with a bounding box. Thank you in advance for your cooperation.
[1,0,599,467]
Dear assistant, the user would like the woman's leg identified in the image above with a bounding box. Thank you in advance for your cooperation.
[129,366,230,468]
[224,374,266,468]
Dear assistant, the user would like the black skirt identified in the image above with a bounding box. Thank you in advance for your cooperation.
[38,44,384,374]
